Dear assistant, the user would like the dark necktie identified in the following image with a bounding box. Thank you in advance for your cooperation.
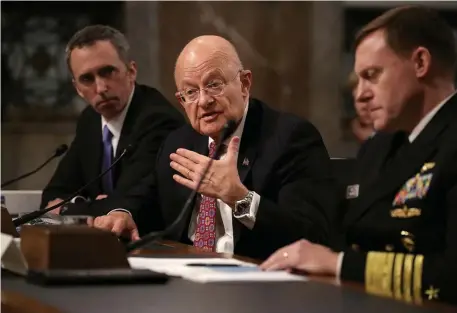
[102,125,114,193]
[193,141,218,251]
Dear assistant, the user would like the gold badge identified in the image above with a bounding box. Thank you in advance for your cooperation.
[400,230,415,252]
[425,286,439,300]
[390,206,421,218]
[421,162,435,173]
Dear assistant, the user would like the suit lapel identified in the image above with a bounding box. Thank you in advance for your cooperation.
[116,86,142,159]
[345,94,457,225]
[357,134,392,190]
[236,99,261,183]
[111,85,143,185]
[87,113,103,197]
[232,99,262,245]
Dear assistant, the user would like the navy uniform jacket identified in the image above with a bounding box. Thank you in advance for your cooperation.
[336,93,457,305]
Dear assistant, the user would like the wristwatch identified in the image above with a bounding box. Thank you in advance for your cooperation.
[234,191,254,216]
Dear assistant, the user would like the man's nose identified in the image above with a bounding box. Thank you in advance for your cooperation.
[197,89,215,108]
[355,84,373,104]
[95,77,108,94]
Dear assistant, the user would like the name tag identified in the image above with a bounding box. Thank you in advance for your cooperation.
[346,184,359,199]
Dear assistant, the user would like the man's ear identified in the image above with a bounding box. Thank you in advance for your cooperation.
[128,61,137,82]
[72,79,84,99]
[240,70,252,98]
[411,46,431,79]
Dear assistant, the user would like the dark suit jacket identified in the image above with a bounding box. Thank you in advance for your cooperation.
[154,98,336,260]
[40,83,184,232]
[338,93,457,305]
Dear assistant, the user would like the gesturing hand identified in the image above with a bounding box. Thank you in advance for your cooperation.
[170,136,248,205]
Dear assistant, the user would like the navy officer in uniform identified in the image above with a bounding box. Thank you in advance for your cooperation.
[261,5,457,305]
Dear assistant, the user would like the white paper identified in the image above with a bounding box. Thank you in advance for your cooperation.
[185,268,307,283]
[128,257,251,276]
[128,257,307,283]
[1,233,28,275]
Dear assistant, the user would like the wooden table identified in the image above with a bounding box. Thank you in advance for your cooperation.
[2,240,456,313]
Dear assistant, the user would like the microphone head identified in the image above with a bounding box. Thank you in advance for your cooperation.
[221,120,238,142]
[55,144,69,157]
[125,143,136,155]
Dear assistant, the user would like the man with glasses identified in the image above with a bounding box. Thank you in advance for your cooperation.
[93,35,335,259]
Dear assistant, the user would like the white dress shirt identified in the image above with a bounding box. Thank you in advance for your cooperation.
[336,90,457,278]
[187,101,261,253]
[101,86,135,155]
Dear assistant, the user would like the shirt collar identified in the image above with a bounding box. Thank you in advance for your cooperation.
[101,85,135,138]
[408,90,457,143]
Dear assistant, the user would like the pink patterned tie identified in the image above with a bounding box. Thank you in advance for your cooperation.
[193,141,217,251]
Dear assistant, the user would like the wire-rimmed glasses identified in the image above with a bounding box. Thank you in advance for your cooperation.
[176,70,242,104]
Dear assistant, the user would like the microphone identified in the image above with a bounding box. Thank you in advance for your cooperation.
[1,144,69,188]
[13,144,135,227]
[126,120,238,253]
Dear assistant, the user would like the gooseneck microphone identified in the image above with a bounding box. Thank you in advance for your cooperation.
[13,144,135,227]
[126,120,238,253]
[1,144,69,188]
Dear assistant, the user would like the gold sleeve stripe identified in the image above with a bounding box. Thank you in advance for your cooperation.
[365,252,425,304]
[413,255,424,304]
[402,254,414,303]
[365,252,395,297]
[393,253,405,300]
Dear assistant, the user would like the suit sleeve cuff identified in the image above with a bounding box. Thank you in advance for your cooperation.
[233,192,260,230]
[108,209,132,217]
[70,196,88,203]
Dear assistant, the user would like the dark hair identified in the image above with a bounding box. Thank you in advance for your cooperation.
[65,25,130,74]
[354,5,457,76]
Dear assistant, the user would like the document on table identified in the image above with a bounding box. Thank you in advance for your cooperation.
[128,257,307,283]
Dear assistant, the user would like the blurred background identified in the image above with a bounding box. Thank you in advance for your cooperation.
[2,1,457,190]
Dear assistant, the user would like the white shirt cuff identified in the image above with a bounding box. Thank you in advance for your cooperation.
[336,252,344,278]
[108,209,132,217]
[70,196,87,203]
[233,192,260,230]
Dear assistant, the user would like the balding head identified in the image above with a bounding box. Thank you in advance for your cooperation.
[173,35,252,141]
[175,35,242,85]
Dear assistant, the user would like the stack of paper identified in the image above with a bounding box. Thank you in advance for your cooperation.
[128,257,307,283]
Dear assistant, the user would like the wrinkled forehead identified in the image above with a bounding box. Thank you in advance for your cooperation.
[175,51,239,86]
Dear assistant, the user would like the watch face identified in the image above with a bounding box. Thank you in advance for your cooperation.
[235,191,253,215]
[236,201,249,214]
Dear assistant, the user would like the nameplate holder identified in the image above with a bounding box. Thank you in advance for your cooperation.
[20,225,130,271]
[1,207,19,237]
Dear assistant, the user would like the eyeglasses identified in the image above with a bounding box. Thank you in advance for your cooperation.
[176,70,242,104]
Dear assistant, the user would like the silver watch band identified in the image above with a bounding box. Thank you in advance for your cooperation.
[234,191,254,215]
